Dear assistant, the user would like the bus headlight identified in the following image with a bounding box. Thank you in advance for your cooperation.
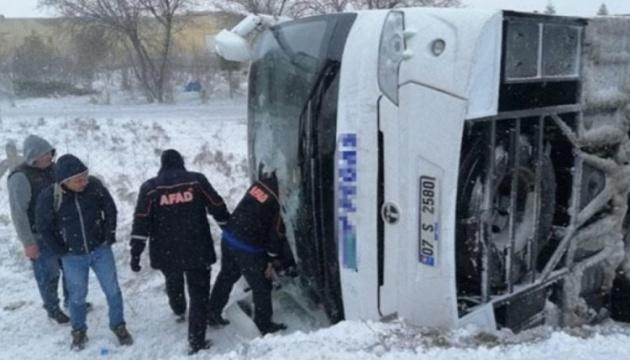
[378,11,405,105]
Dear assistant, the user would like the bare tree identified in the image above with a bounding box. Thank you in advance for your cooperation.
[290,0,350,16]
[12,31,68,82]
[352,0,461,10]
[217,57,241,98]
[210,0,460,17]
[597,3,609,16]
[210,0,291,16]
[40,0,194,103]
[0,32,16,106]
[543,1,556,15]
[69,26,116,89]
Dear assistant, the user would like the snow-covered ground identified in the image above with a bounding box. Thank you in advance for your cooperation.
[2,94,630,359]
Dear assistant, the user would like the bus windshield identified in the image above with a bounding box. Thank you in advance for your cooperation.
[249,18,329,195]
[248,13,356,321]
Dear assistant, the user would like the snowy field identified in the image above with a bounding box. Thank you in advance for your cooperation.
[2,95,630,359]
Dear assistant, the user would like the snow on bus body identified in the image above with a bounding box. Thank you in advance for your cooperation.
[335,8,502,329]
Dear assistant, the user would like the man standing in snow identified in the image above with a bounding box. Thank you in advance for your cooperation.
[130,149,230,355]
[0,141,23,179]
[36,154,132,350]
[7,135,69,324]
[208,167,294,335]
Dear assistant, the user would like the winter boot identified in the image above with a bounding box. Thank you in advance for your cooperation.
[175,313,186,323]
[112,324,134,346]
[207,313,230,327]
[259,322,287,335]
[49,309,70,324]
[188,339,212,355]
[70,329,88,351]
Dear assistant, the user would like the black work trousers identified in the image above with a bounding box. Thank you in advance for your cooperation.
[162,270,186,316]
[208,243,272,331]
[162,268,210,348]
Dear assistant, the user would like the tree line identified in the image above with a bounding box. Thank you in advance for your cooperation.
[543,2,611,16]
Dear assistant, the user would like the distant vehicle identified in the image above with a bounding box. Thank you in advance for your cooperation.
[214,8,630,332]
[184,80,202,92]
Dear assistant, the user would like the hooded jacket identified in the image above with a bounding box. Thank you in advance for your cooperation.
[35,154,117,256]
[7,135,55,247]
[130,149,230,270]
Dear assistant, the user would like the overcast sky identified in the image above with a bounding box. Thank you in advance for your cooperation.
[1,0,629,18]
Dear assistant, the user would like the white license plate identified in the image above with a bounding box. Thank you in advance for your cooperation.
[419,175,440,266]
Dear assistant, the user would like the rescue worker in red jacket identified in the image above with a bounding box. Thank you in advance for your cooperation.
[129,149,229,354]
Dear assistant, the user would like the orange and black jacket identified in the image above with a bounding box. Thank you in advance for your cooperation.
[222,178,286,258]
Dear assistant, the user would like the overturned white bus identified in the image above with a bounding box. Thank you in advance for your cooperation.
[214,8,630,332]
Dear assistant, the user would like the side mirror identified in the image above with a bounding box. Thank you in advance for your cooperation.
[214,30,252,62]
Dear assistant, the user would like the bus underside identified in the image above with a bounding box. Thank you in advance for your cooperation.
[456,14,630,329]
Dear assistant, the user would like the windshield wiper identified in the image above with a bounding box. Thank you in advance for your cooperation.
[298,59,339,166]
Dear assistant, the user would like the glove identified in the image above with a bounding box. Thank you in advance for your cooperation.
[283,265,298,278]
[271,259,298,278]
[130,255,141,272]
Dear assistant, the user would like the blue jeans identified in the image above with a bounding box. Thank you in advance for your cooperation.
[31,243,64,316]
[61,244,125,331]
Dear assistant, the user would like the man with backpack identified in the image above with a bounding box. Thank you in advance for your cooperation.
[7,135,69,324]
[36,154,132,350]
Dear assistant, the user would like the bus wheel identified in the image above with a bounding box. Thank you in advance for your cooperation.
[456,135,556,297]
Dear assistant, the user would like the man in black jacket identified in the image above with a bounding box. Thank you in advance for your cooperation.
[36,154,132,351]
[130,149,229,355]
[208,168,294,335]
